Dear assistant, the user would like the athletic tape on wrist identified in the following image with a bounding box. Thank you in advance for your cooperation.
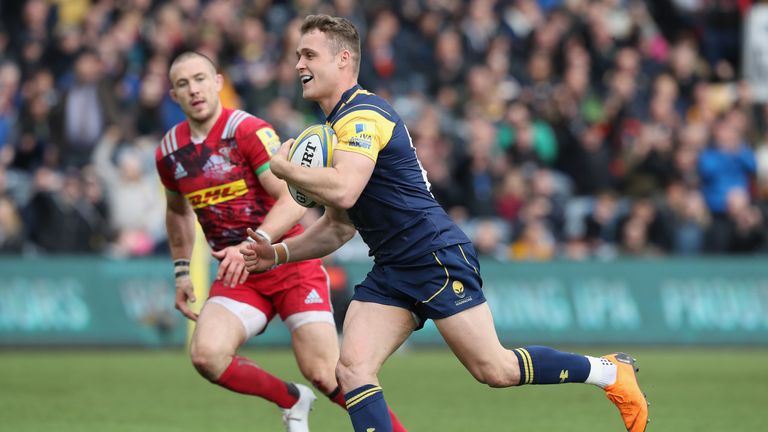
[272,244,279,266]
[254,229,272,244]
[173,259,190,268]
[280,241,290,263]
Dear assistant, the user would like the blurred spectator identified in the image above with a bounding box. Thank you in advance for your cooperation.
[509,219,556,261]
[92,126,164,257]
[472,218,509,260]
[495,170,527,226]
[722,188,767,254]
[698,111,757,251]
[618,216,662,257]
[583,190,621,256]
[25,167,109,254]
[655,181,710,255]
[51,50,119,168]
[498,102,557,168]
[359,9,410,94]
[453,116,504,218]
[618,196,669,253]
[0,194,23,253]
[0,61,20,163]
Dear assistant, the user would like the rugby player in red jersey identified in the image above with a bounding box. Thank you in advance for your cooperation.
[155,51,406,432]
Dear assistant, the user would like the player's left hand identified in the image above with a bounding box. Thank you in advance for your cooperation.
[211,243,250,287]
[269,139,293,180]
[240,228,277,273]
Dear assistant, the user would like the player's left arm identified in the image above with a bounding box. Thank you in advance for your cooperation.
[270,112,390,209]
[270,144,373,209]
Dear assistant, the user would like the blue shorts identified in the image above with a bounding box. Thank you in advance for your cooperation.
[352,243,486,329]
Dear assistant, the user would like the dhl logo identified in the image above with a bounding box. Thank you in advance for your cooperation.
[185,179,248,209]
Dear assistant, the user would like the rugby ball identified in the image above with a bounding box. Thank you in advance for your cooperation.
[287,124,336,208]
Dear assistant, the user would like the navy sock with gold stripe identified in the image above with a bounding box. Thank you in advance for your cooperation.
[513,346,590,385]
[345,384,392,432]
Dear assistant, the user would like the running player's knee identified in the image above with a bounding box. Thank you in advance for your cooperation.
[190,343,228,381]
[302,364,337,394]
[336,355,374,388]
[469,362,517,388]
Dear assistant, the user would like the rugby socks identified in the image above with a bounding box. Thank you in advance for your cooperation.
[327,385,347,407]
[216,355,299,409]
[328,386,408,432]
[345,384,393,432]
[512,346,592,385]
[584,356,618,388]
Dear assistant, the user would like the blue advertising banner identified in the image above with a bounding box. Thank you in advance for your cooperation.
[1,258,766,346]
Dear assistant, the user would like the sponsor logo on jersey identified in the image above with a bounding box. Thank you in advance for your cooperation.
[349,122,373,149]
[304,289,324,304]
[174,162,188,179]
[203,154,235,179]
[185,179,248,209]
[256,127,281,155]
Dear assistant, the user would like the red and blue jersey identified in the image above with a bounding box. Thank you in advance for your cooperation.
[155,108,302,251]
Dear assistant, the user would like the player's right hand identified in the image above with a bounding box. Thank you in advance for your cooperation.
[174,277,199,321]
[211,243,250,287]
[241,228,276,273]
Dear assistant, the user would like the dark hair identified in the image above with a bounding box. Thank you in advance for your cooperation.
[300,15,361,74]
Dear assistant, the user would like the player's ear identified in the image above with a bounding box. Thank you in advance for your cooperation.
[169,87,178,103]
[215,73,224,91]
[338,49,350,70]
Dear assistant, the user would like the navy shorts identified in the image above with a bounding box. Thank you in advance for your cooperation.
[352,243,486,329]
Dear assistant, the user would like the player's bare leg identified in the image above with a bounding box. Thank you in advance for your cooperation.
[285,320,338,430]
[434,302,520,387]
[436,303,648,430]
[336,300,414,432]
[291,320,340,393]
[190,301,306,412]
[189,302,247,379]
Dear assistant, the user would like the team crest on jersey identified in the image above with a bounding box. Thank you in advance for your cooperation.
[349,122,373,149]
[256,127,281,155]
[218,147,233,165]
[174,162,188,179]
[203,154,235,179]
[452,280,465,299]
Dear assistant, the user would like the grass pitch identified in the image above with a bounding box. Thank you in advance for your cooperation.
[1,347,765,431]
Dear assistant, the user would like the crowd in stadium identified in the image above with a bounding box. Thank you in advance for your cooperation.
[0,0,766,260]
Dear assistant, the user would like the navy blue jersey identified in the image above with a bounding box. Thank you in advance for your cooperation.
[326,85,470,264]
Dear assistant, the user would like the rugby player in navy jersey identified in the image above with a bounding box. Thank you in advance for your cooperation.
[242,15,648,432]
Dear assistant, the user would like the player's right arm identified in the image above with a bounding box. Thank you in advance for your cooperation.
[241,206,356,273]
[165,189,199,321]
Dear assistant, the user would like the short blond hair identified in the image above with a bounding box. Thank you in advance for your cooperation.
[301,15,361,74]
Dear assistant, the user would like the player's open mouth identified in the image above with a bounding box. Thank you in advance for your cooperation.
[192,100,205,107]
[300,75,313,84]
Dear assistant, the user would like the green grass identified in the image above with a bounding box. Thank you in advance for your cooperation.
[1,347,766,431]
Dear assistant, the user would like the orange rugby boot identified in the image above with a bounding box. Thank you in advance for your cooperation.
[603,353,649,432]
